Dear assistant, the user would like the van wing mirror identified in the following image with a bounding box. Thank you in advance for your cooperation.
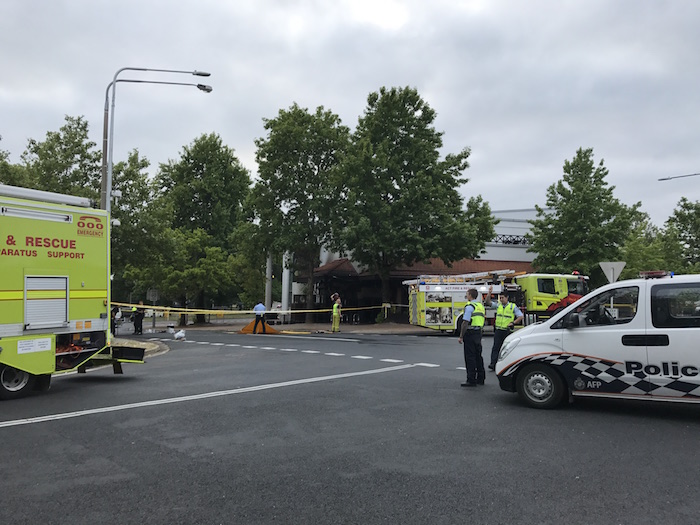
[566,312,580,328]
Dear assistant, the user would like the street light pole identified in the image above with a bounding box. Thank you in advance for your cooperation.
[100,67,212,213]
[658,172,700,181]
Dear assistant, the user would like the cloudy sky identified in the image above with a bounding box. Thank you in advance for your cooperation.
[2,0,698,227]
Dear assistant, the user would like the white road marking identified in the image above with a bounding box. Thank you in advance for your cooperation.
[211,343,224,346]
[351,355,373,360]
[415,363,440,368]
[242,345,257,349]
[197,341,210,345]
[226,332,361,343]
[456,366,466,370]
[301,350,321,354]
[0,364,416,429]
[325,353,345,356]
[226,344,240,347]
[260,347,277,350]
[280,348,298,352]
[380,359,403,363]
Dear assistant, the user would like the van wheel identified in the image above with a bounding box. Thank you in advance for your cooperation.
[0,365,36,400]
[516,364,565,409]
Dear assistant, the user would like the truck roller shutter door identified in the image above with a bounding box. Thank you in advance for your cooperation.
[25,276,69,330]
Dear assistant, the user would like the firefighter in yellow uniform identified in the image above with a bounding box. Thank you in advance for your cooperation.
[331,293,341,333]
[457,288,486,386]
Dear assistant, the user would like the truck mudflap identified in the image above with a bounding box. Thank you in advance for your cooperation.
[75,346,145,375]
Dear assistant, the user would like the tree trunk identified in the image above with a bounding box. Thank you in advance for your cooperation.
[381,273,391,303]
[178,295,188,327]
[195,290,206,324]
[305,258,315,323]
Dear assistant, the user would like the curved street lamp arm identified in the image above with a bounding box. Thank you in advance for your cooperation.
[102,68,213,211]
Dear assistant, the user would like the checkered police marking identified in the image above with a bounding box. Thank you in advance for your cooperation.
[503,353,700,399]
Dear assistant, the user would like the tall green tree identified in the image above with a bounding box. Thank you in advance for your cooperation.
[666,197,700,271]
[154,133,251,319]
[339,86,495,301]
[527,147,641,287]
[157,133,251,251]
[124,228,238,325]
[20,115,101,199]
[251,104,350,320]
[109,150,169,301]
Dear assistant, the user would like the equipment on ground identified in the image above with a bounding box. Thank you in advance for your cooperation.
[0,184,144,399]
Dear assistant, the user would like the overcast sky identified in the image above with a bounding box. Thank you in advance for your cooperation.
[2,0,698,227]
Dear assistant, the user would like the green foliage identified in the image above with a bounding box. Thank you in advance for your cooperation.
[124,228,238,306]
[618,217,668,279]
[339,86,495,300]
[156,133,251,251]
[527,148,641,287]
[109,150,169,301]
[19,116,101,199]
[666,197,700,270]
[252,103,350,318]
[0,139,30,186]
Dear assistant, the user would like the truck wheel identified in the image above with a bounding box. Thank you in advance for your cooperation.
[0,365,36,400]
[516,364,566,409]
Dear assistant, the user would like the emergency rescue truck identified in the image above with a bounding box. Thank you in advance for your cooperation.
[403,270,589,333]
[0,184,144,399]
[403,270,514,333]
[496,272,700,408]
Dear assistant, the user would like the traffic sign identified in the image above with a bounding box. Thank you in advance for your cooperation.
[599,262,626,283]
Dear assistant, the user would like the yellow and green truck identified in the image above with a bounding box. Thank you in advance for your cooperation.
[0,184,144,399]
[404,270,589,332]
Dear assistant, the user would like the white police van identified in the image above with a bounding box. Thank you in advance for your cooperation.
[496,273,700,408]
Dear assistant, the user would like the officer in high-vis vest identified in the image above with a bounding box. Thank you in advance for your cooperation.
[331,292,342,333]
[485,285,524,370]
[457,288,486,387]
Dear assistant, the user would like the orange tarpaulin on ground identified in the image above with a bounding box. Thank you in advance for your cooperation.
[238,320,280,334]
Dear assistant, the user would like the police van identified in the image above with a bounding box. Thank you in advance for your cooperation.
[496,273,700,409]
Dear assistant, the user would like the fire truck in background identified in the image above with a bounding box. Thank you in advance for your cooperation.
[510,272,589,324]
[403,270,589,333]
[0,184,144,400]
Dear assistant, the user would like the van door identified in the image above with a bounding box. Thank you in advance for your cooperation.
[561,285,648,399]
[646,281,700,400]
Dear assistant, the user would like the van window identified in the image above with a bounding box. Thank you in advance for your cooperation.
[651,283,700,328]
[538,278,556,294]
[573,286,639,326]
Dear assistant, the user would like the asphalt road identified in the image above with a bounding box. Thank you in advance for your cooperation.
[2,330,699,525]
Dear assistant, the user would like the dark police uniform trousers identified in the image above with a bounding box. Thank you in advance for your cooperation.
[463,328,485,384]
[490,328,510,368]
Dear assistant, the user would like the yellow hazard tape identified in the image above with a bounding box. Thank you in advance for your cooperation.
[111,302,403,316]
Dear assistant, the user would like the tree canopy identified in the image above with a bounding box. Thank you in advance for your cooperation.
[339,86,495,301]
[527,147,641,287]
[156,133,251,251]
[666,197,700,271]
[251,103,350,319]
[19,116,101,199]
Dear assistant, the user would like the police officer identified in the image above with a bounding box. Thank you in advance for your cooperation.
[253,301,267,334]
[485,286,523,370]
[457,288,486,387]
[132,301,145,335]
